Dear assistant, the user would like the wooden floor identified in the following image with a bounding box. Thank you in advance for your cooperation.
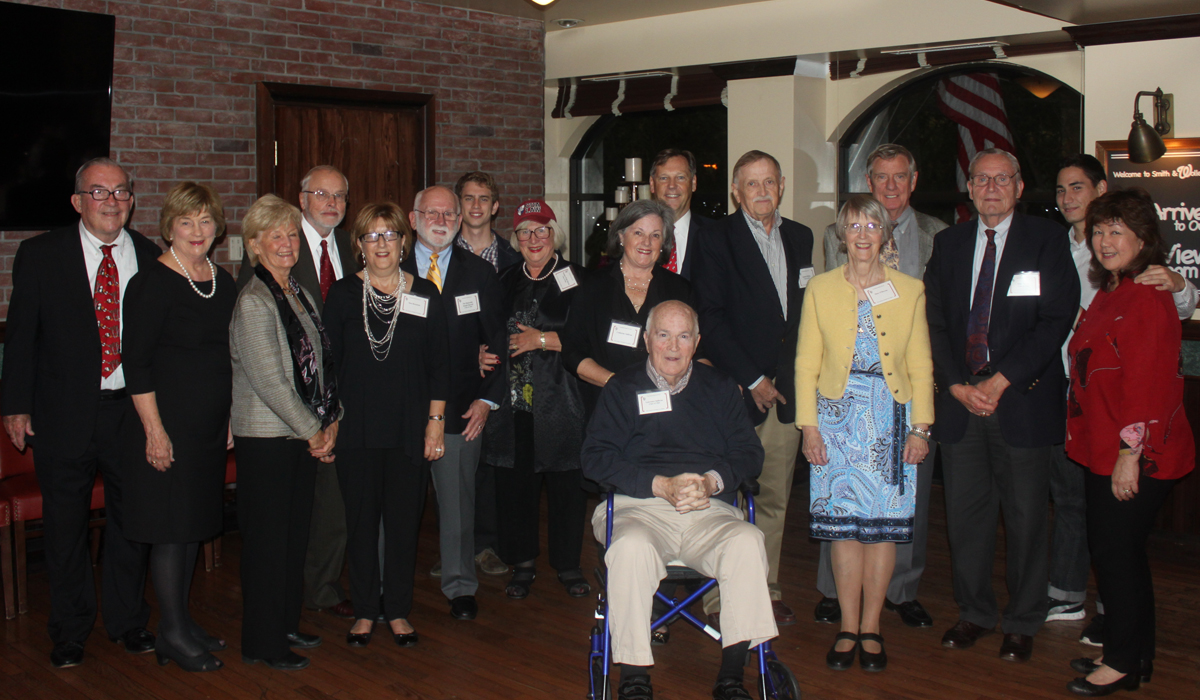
[2,481,1198,700]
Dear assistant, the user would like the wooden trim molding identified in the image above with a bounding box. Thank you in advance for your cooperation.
[1065,13,1200,47]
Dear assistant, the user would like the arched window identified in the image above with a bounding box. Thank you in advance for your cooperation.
[569,105,728,267]
[838,63,1082,225]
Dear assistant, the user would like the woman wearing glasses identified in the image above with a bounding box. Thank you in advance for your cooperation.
[795,194,934,672]
[322,202,449,648]
[484,200,590,600]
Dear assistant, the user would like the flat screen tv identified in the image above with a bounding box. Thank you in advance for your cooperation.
[0,1,115,230]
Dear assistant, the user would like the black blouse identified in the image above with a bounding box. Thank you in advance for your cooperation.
[560,262,692,413]
[323,274,449,457]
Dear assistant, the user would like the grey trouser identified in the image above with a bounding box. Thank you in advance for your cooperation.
[430,433,481,599]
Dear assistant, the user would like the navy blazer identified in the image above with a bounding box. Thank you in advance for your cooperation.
[691,211,814,426]
[235,226,360,313]
[677,212,713,281]
[1,225,162,458]
[401,248,506,435]
[924,212,1079,447]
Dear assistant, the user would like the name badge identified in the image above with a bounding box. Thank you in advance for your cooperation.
[553,267,579,292]
[1008,271,1041,297]
[864,280,899,305]
[607,321,641,348]
[399,293,428,318]
[798,266,816,289]
[638,390,672,415]
[455,292,481,315]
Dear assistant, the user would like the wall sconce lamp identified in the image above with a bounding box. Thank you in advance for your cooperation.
[1128,88,1171,163]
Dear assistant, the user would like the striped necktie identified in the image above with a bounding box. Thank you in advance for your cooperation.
[427,251,443,291]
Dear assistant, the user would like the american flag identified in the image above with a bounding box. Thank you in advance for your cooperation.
[937,73,1015,223]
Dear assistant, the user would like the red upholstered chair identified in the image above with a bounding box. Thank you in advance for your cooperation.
[1,499,13,619]
[0,436,106,616]
[202,449,237,572]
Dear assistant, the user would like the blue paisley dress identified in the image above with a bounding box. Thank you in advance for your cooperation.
[809,300,915,543]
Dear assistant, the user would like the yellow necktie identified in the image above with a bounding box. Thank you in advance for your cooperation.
[427,252,443,291]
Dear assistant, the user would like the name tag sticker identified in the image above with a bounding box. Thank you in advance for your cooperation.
[607,321,641,348]
[798,266,816,288]
[399,293,428,318]
[455,292,481,315]
[553,267,579,292]
[864,280,899,305]
[638,390,672,415]
[1008,271,1041,297]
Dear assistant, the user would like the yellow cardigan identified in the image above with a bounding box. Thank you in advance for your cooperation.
[794,265,934,427]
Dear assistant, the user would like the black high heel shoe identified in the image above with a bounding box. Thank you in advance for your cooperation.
[1070,659,1153,684]
[826,632,858,671]
[155,637,224,672]
[1067,673,1140,697]
[858,632,887,672]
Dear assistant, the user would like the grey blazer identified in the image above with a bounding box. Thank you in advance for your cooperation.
[230,275,338,440]
[823,208,948,275]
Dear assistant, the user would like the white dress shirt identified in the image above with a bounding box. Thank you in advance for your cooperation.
[672,209,692,272]
[969,213,1014,315]
[302,217,344,282]
[79,221,140,390]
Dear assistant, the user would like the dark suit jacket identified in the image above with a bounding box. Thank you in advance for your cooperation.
[692,211,814,426]
[235,226,359,313]
[923,212,1079,447]
[677,212,713,281]
[401,248,506,435]
[1,225,163,459]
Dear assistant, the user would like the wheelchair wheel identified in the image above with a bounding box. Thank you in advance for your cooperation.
[759,659,800,700]
[589,653,612,700]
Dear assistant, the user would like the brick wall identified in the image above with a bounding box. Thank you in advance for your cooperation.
[0,0,545,318]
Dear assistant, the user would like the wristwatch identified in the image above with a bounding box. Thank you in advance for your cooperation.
[429,414,444,421]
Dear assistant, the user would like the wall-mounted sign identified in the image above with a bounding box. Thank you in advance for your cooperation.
[1097,139,1200,282]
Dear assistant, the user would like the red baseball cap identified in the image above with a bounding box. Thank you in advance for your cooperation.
[513,199,556,229]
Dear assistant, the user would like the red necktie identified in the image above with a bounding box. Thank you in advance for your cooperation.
[319,239,335,301]
[965,229,997,374]
[94,244,121,378]
[665,246,678,273]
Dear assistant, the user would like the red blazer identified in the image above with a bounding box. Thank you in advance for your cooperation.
[1066,278,1194,480]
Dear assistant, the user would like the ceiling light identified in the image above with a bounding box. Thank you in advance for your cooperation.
[530,0,559,7]
[555,18,582,28]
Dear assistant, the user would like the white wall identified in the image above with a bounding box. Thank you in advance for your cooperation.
[543,88,598,258]
[1083,37,1200,150]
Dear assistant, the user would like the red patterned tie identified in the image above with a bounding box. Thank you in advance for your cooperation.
[665,246,678,273]
[94,244,121,378]
[965,229,997,374]
[319,239,335,301]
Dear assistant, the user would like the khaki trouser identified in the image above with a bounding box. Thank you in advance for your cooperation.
[593,496,778,666]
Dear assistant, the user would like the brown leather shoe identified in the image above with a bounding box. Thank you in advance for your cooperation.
[941,620,994,649]
[326,600,356,619]
[771,600,796,626]
[999,633,1033,662]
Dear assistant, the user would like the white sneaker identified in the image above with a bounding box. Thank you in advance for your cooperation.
[1046,598,1086,621]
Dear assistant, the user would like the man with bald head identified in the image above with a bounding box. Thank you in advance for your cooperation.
[400,185,505,620]
[3,158,162,667]
[583,300,775,700]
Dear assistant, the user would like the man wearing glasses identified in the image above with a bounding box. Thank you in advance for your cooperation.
[2,158,162,667]
[236,164,361,622]
[402,185,505,621]
[924,148,1079,662]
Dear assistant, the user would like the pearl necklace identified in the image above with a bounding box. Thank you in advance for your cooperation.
[620,261,651,291]
[523,254,557,282]
[170,247,216,299]
[362,269,407,361]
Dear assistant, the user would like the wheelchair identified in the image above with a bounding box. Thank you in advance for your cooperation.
[587,485,800,700]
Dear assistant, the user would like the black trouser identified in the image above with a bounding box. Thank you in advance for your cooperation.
[939,405,1050,636]
[475,455,500,555]
[494,411,586,572]
[34,396,150,645]
[337,447,428,621]
[1085,470,1176,675]
[234,436,318,660]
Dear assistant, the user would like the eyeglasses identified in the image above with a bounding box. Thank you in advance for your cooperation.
[843,222,883,233]
[361,231,401,243]
[302,190,348,203]
[77,188,133,202]
[970,173,1017,188]
[515,226,552,241]
[414,209,460,222]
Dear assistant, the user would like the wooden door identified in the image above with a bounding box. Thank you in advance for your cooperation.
[257,82,435,226]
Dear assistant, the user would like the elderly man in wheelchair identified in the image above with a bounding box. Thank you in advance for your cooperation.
[582,300,781,700]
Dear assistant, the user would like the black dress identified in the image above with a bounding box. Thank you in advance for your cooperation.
[122,260,237,544]
[560,263,692,415]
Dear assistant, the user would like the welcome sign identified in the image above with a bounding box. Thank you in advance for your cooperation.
[1098,139,1200,282]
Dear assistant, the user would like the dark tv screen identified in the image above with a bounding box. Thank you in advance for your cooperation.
[0,1,115,230]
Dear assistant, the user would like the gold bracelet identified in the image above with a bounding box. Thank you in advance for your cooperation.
[540,332,546,351]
